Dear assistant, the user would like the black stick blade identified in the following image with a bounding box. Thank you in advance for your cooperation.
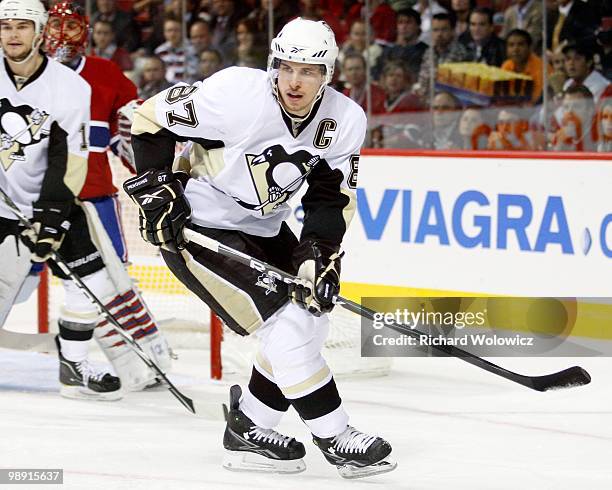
[528,366,592,392]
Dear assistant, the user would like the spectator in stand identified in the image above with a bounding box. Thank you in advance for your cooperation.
[459,7,505,67]
[141,0,199,54]
[131,0,163,46]
[596,96,612,152]
[338,19,384,71]
[414,0,447,43]
[432,91,463,149]
[91,19,134,71]
[550,0,599,51]
[249,0,297,37]
[381,60,424,113]
[451,0,476,39]
[597,18,612,80]
[338,20,383,76]
[93,0,141,52]
[339,19,366,65]
[370,61,427,148]
[345,0,397,45]
[298,0,347,44]
[154,16,198,84]
[198,48,223,80]
[209,0,250,62]
[458,106,491,149]
[488,106,534,150]
[342,53,386,113]
[138,55,172,99]
[552,85,597,151]
[233,17,266,69]
[501,29,551,103]
[500,0,544,53]
[189,18,212,56]
[548,44,569,97]
[415,12,471,98]
[373,8,429,80]
[562,42,611,104]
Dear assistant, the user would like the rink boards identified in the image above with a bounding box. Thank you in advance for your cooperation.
[311,151,612,340]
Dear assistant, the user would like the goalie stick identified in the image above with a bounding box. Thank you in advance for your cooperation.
[0,187,195,414]
[183,227,591,392]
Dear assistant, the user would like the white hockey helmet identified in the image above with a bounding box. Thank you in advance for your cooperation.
[0,0,48,35]
[268,17,339,86]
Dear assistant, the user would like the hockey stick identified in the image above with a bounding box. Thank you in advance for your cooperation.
[183,227,591,392]
[0,188,195,414]
[0,329,56,351]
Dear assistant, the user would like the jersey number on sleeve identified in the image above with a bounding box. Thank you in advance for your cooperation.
[166,101,198,128]
[165,86,199,128]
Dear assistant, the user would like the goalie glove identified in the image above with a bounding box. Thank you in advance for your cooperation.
[20,201,72,262]
[123,169,191,253]
[288,241,342,316]
[114,98,143,173]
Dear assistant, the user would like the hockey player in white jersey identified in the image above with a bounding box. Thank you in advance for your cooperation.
[124,18,396,478]
[41,1,173,392]
[0,0,121,400]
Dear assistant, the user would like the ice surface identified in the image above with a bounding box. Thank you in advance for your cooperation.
[2,301,611,490]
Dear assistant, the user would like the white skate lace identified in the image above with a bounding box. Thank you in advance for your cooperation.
[75,360,106,384]
[331,426,378,454]
[248,427,292,448]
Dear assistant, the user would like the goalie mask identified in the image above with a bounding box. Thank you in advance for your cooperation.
[267,18,338,120]
[44,1,89,63]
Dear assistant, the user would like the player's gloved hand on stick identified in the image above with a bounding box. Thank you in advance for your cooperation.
[123,168,191,253]
[20,200,72,262]
[289,240,342,316]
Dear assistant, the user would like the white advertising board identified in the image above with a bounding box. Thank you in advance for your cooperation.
[289,154,612,296]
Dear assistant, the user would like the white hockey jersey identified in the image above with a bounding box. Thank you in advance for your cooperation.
[132,67,366,246]
[0,55,90,220]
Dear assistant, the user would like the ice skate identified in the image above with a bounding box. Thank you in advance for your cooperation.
[313,425,397,479]
[222,385,306,474]
[56,336,122,401]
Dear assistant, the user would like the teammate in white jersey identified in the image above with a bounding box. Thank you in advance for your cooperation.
[125,18,396,478]
[0,0,121,400]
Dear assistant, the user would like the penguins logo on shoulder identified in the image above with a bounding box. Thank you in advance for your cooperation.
[233,144,321,215]
[0,98,50,171]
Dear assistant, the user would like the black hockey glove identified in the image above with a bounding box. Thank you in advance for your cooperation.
[20,200,72,262]
[123,169,191,253]
[288,240,342,317]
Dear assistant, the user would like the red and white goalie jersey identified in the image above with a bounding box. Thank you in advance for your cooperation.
[74,55,138,199]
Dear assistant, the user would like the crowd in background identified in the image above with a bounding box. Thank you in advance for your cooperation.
[47,0,612,151]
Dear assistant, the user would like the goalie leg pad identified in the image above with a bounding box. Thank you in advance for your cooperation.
[94,289,172,390]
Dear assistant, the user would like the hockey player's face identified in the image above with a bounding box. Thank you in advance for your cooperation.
[0,20,36,62]
[277,60,325,117]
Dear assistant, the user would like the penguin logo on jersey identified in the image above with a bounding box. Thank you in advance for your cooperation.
[0,98,50,171]
[233,145,320,215]
[256,273,278,295]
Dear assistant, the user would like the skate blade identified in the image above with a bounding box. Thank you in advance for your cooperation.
[337,458,398,479]
[60,385,123,401]
[222,450,306,474]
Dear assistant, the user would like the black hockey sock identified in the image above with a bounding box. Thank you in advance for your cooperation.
[58,321,94,341]
[290,378,342,421]
[248,366,291,412]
